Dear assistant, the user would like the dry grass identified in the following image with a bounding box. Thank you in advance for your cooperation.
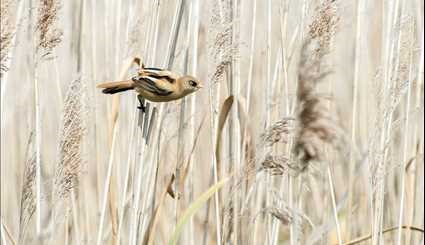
[1,0,424,245]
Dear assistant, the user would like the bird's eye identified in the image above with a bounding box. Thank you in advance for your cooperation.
[189,80,197,87]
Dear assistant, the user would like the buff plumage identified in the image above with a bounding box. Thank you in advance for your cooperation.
[97,66,202,104]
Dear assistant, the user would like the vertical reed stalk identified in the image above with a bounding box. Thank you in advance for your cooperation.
[188,1,200,243]
[396,5,415,243]
[245,0,257,111]
[96,123,119,245]
[229,0,242,241]
[34,75,42,236]
[406,25,424,245]
[347,0,365,239]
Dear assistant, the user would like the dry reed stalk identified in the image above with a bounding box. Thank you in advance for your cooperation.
[178,115,205,187]
[174,3,194,227]
[104,1,128,241]
[236,98,257,244]
[187,1,200,243]
[97,57,139,245]
[33,74,42,237]
[120,0,151,213]
[341,225,424,245]
[229,0,241,241]
[275,3,300,245]
[347,0,365,239]
[96,123,119,245]
[2,220,16,245]
[116,106,138,243]
[33,0,62,237]
[116,2,156,243]
[18,133,36,244]
[128,20,156,245]
[89,0,102,209]
[142,175,175,245]
[207,0,236,243]
[134,106,161,243]
[0,222,6,245]
[129,0,186,243]
[405,19,424,245]
[395,10,417,245]
[279,0,290,115]
[369,1,411,243]
[245,0,257,111]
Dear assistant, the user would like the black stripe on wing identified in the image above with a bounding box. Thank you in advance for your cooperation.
[143,67,163,71]
[147,74,176,84]
[132,76,173,96]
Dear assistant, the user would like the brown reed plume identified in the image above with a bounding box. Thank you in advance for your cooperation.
[0,0,14,76]
[260,154,291,176]
[36,0,62,55]
[295,0,341,170]
[53,78,86,200]
[261,118,294,146]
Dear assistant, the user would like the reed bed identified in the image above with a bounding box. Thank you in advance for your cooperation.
[1,0,424,244]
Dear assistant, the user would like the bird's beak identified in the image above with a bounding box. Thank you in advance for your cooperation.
[197,84,203,89]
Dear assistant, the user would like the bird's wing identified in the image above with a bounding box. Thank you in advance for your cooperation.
[139,67,179,84]
[132,75,174,96]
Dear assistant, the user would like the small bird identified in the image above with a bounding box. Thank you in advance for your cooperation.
[97,65,202,110]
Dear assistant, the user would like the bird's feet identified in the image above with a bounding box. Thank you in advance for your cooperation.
[137,104,146,112]
[137,95,146,112]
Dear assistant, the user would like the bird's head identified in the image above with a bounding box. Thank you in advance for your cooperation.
[180,75,203,95]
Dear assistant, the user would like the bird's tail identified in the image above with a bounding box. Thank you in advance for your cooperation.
[96,80,135,94]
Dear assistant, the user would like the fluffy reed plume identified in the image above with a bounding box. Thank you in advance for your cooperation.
[307,0,340,57]
[36,0,62,55]
[207,0,237,84]
[261,118,294,146]
[0,0,14,75]
[53,78,86,199]
[295,0,341,170]
[19,133,37,243]
[260,154,291,176]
